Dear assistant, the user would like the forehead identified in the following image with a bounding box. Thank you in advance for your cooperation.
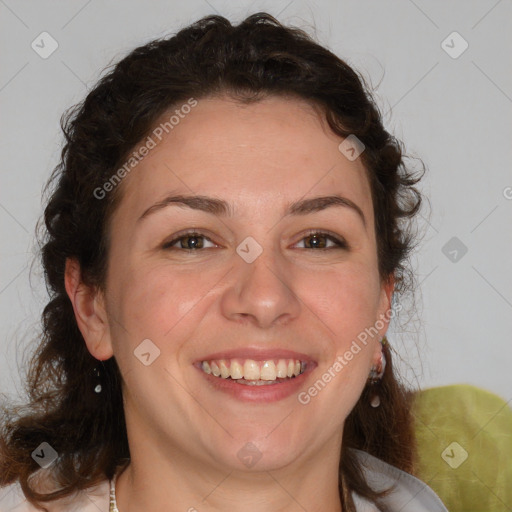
[110,95,373,226]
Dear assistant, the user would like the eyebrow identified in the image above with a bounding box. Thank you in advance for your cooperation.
[138,193,366,228]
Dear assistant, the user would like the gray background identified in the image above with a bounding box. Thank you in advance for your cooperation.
[1,0,511,405]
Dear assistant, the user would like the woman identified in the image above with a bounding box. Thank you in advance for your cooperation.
[0,13,448,512]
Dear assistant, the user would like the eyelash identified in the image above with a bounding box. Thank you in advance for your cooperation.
[162,229,349,252]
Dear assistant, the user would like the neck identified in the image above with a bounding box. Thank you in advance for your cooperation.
[115,437,343,512]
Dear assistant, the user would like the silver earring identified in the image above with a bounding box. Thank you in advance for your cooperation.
[93,366,102,394]
[368,338,386,407]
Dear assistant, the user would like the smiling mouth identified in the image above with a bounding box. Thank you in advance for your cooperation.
[200,358,306,385]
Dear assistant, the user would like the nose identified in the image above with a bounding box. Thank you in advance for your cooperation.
[220,243,301,329]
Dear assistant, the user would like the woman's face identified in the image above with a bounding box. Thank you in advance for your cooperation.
[76,95,393,473]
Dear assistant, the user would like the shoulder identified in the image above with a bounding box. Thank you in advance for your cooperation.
[0,476,110,512]
[350,449,449,512]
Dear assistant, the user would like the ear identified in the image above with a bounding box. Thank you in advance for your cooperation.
[371,273,395,363]
[378,273,395,325]
[64,258,113,361]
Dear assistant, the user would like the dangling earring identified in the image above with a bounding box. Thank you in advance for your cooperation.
[93,365,102,394]
[368,337,387,407]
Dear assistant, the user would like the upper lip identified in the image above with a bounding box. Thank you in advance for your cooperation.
[195,347,316,364]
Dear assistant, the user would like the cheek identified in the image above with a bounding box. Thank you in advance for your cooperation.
[109,260,219,348]
[304,263,381,341]
[298,266,380,413]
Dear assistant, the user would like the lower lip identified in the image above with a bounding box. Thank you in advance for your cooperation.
[195,365,315,403]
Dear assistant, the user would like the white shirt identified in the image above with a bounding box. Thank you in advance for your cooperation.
[350,449,449,511]
[0,449,449,511]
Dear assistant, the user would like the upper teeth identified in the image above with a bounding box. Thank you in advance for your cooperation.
[201,359,306,381]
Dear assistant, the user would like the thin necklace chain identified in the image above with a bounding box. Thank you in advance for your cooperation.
[109,472,119,512]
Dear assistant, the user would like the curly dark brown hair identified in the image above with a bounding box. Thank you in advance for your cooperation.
[0,12,425,512]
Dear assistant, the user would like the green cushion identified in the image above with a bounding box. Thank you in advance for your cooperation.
[411,384,512,511]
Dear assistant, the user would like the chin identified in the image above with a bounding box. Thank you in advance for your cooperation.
[205,426,310,473]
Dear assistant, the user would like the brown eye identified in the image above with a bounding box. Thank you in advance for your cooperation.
[297,231,348,250]
[163,232,215,250]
